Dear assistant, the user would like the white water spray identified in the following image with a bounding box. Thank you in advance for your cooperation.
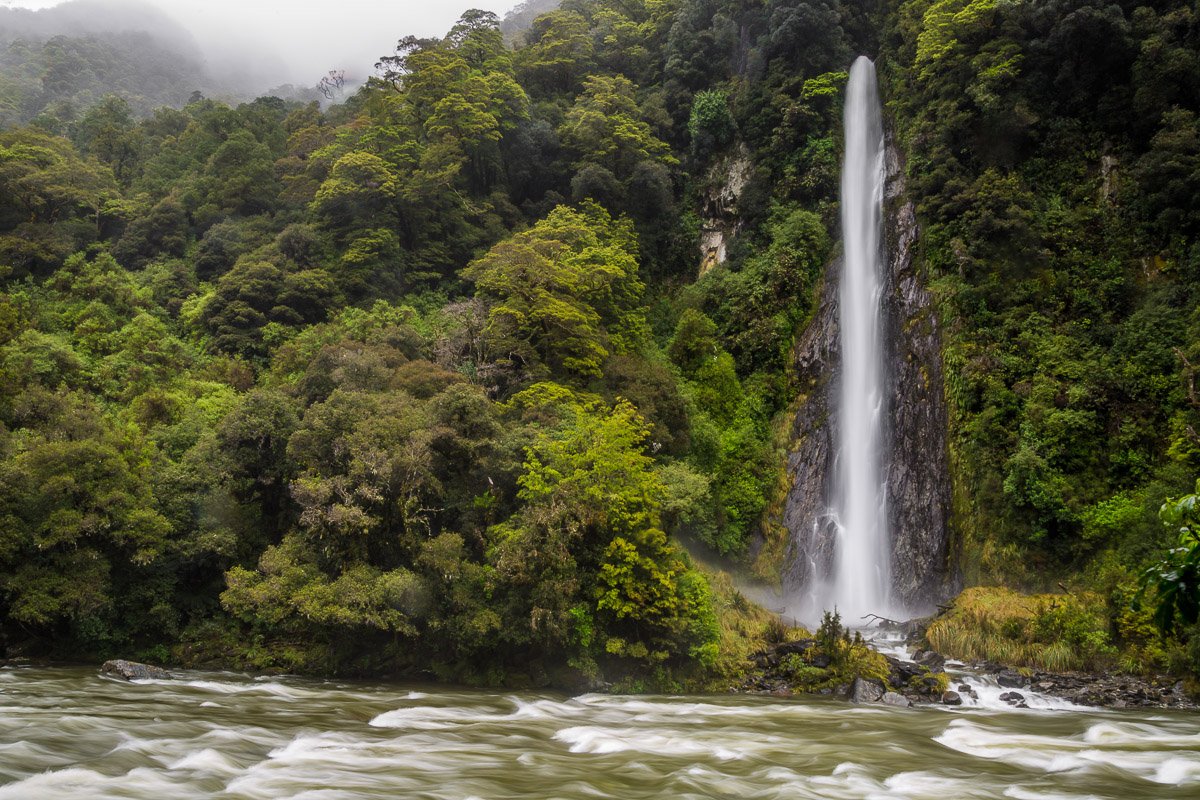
[827,56,891,620]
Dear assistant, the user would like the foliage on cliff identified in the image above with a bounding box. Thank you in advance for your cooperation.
[885,0,1200,674]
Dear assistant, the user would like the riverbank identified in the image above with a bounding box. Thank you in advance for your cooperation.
[9,637,1198,715]
[733,623,1200,711]
[957,662,1198,710]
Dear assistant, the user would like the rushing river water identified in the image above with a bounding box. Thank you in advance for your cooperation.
[2,665,1199,799]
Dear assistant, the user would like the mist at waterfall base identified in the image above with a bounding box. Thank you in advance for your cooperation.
[784,57,899,627]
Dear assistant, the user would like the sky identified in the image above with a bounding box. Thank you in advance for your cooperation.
[0,0,520,87]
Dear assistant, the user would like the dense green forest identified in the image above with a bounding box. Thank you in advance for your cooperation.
[1,0,1199,685]
[884,0,1200,672]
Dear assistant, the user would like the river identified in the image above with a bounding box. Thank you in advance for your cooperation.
[1,664,1198,799]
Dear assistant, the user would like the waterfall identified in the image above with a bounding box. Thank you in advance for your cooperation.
[782,55,951,622]
[828,56,891,620]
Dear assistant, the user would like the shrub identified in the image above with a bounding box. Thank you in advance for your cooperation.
[688,91,735,160]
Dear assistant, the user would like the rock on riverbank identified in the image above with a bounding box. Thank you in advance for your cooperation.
[978,663,1199,710]
[739,638,948,706]
[101,659,172,680]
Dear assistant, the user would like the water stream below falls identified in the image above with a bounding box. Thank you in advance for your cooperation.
[2,665,1198,799]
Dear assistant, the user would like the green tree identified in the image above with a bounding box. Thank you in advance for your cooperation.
[464,203,646,382]
[559,74,675,179]
[0,417,172,645]
[491,392,718,667]
[516,10,595,94]
[0,128,120,272]
[688,90,735,160]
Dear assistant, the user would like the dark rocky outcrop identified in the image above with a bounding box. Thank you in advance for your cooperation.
[880,141,957,608]
[1024,672,1198,710]
[997,669,1028,689]
[778,253,840,601]
[941,690,963,705]
[779,135,957,612]
[850,676,885,703]
[101,659,172,680]
[775,639,816,656]
[912,649,946,671]
[949,661,1200,709]
[999,691,1027,708]
[740,638,949,707]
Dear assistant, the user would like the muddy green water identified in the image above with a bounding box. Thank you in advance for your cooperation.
[1,665,1198,799]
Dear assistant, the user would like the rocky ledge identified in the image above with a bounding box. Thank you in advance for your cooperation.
[739,638,948,707]
[964,661,1198,710]
[101,659,172,681]
[740,636,1198,711]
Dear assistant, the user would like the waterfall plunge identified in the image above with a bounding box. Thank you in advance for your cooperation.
[828,56,892,621]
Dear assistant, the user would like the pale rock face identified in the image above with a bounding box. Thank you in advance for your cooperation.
[698,143,753,274]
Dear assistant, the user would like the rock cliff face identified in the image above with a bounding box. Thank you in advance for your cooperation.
[779,254,839,611]
[880,141,957,607]
[699,144,754,274]
[781,137,956,615]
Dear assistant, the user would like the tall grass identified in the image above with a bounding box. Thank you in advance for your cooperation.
[698,567,804,684]
[926,587,1115,672]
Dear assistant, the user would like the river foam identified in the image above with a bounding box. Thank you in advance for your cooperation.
[1,666,1198,799]
[936,717,1200,785]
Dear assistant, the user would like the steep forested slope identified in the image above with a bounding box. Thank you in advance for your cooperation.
[884,0,1200,670]
[0,0,298,129]
[0,1,852,685]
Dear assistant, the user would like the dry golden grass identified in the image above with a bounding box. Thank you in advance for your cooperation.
[699,567,807,684]
[926,586,1114,673]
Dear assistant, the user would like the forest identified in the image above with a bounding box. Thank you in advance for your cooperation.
[1,0,1199,687]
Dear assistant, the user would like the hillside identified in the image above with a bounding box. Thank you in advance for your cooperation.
[0,0,300,127]
[0,0,1198,685]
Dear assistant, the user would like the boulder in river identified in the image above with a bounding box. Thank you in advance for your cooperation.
[913,649,945,671]
[886,655,923,684]
[101,659,171,681]
[941,690,963,706]
[997,669,1028,688]
[881,691,912,708]
[850,677,885,704]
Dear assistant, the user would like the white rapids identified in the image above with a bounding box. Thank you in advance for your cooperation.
[2,665,1199,799]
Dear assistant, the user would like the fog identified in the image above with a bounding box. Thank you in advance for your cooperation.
[1,0,520,91]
